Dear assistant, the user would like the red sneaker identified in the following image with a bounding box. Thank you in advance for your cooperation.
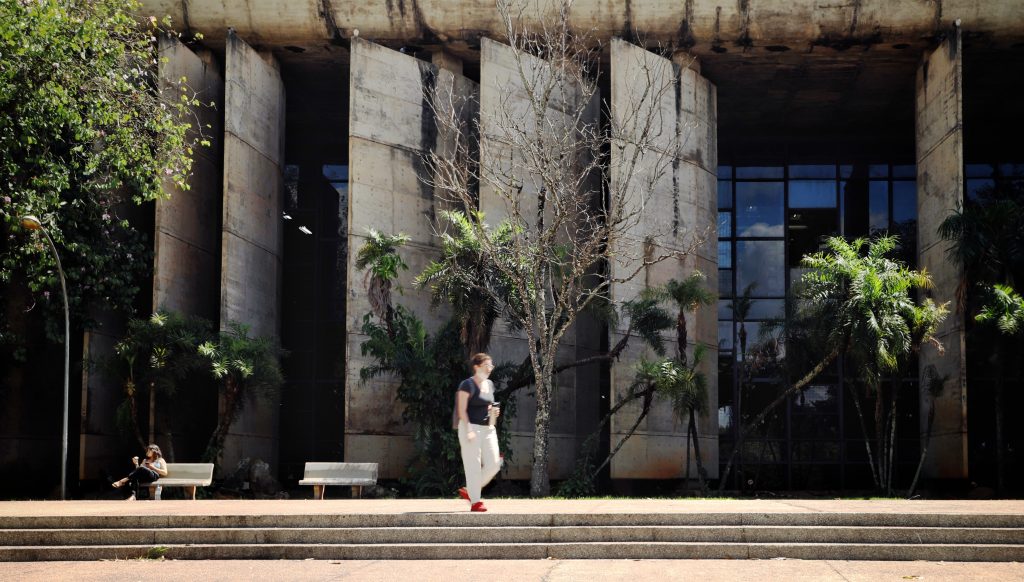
[457,487,470,502]
[470,501,487,512]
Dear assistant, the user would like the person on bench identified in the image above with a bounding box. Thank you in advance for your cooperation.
[112,444,167,501]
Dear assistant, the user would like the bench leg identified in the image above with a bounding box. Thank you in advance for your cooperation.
[313,485,325,500]
[351,485,363,499]
[186,486,196,500]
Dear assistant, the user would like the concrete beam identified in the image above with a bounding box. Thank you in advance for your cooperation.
[915,26,967,480]
[608,38,718,480]
[137,1,1024,47]
[220,30,286,473]
[153,35,223,322]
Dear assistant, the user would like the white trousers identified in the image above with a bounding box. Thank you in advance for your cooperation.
[458,421,502,503]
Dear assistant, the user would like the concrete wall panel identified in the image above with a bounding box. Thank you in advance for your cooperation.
[153,36,223,321]
[220,31,286,473]
[345,38,478,478]
[609,39,718,480]
[479,37,601,481]
[915,27,967,480]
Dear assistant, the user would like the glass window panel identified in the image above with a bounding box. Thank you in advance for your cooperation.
[718,269,733,297]
[745,298,786,321]
[717,165,733,179]
[966,178,994,201]
[999,163,1024,177]
[718,241,732,268]
[789,267,811,289]
[789,180,837,208]
[793,384,838,412]
[718,321,734,351]
[736,182,785,237]
[789,165,836,179]
[718,211,732,238]
[839,164,854,178]
[892,164,916,178]
[322,164,349,181]
[718,406,733,435]
[718,180,732,209]
[736,321,785,363]
[736,166,784,179]
[869,164,889,178]
[736,240,785,296]
[869,181,888,231]
[891,181,916,224]
[965,163,995,178]
[717,299,733,320]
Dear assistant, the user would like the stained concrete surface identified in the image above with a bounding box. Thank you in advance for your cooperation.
[4,559,1024,581]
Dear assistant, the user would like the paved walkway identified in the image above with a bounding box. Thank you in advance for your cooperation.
[3,559,1024,581]
[3,498,1024,517]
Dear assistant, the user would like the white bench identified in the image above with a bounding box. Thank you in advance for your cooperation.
[148,463,214,500]
[298,462,378,499]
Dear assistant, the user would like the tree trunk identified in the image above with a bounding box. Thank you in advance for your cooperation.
[851,386,881,489]
[148,381,156,446]
[688,407,708,495]
[995,349,1005,496]
[529,373,552,497]
[593,391,653,477]
[718,346,840,492]
[907,397,936,498]
[127,384,146,451]
[203,377,240,464]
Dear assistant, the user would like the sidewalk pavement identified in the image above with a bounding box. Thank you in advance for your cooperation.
[3,559,1024,582]
[3,498,1024,517]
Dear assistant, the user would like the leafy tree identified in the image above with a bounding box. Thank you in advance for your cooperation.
[354,230,410,336]
[198,323,285,464]
[0,0,207,348]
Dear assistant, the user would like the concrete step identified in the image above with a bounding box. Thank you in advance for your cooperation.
[3,542,1024,562]
[5,512,1024,529]
[4,526,1023,546]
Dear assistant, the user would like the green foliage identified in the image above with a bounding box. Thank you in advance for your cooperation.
[938,183,1024,287]
[619,291,674,356]
[636,350,709,418]
[0,0,207,346]
[799,236,946,382]
[198,322,285,463]
[355,230,410,325]
[976,284,1024,336]
[360,306,515,496]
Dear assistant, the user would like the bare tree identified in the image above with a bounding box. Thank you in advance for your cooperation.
[424,0,702,496]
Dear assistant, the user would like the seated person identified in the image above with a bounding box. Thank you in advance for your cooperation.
[112,444,167,501]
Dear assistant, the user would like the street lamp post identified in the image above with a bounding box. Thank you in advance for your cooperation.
[21,215,70,501]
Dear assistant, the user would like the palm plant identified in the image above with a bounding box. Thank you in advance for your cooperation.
[719,236,946,494]
[198,322,284,464]
[355,230,410,336]
[415,210,523,355]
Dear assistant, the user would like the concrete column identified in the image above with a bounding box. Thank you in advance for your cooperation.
[915,26,967,480]
[608,38,718,480]
[344,38,477,478]
[153,35,223,321]
[220,30,286,472]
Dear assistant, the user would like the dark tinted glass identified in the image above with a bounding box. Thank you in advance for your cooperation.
[965,163,995,178]
[736,166,784,179]
[789,180,837,208]
[717,165,733,179]
[736,182,785,237]
[891,181,916,224]
[869,181,888,231]
[719,241,732,268]
[718,211,732,237]
[718,180,732,209]
[892,164,915,178]
[736,240,785,295]
[966,178,995,201]
[718,269,733,297]
[789,165,835,179]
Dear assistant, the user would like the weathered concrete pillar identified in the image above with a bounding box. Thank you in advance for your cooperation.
[478,37,602,479]
[915,26,967,480]
[608,38,718,481]
[153,35,223,321]
[220,30,286,472]
[344,38,477,477]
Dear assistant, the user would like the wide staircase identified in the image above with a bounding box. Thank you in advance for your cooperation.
[3,510,1024,561]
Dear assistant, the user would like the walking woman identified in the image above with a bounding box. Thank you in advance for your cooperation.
[455,353,502,512]
[112,444,167,500]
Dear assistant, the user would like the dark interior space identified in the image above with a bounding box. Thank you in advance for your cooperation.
[277,43,350,487]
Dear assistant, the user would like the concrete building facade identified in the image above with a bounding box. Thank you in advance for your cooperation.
[41,0,1024,492]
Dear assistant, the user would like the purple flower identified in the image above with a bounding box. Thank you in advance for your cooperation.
[43,291,50,299]
[2,196,10,204]
[102,213,111,221]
